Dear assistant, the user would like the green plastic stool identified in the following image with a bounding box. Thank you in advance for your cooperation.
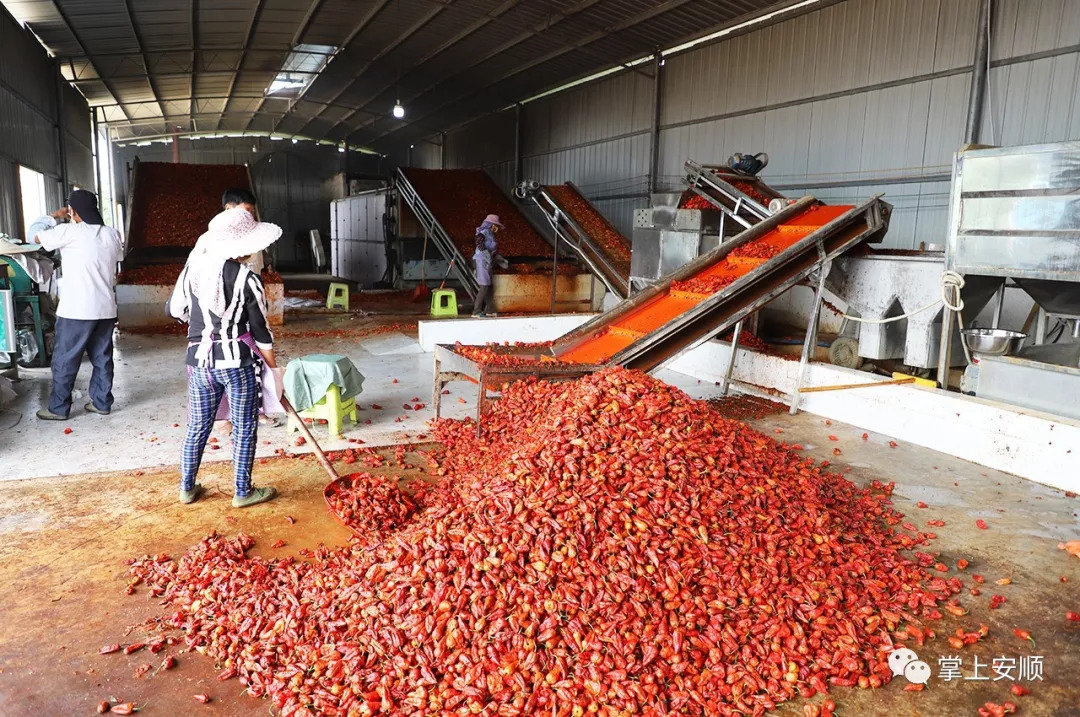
[430,288,458,317]
[286,384,357,437]
[326,282,349,310]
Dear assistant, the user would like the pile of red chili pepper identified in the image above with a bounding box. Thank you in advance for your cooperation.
[128,162,252,249]
[275,322,417,340]
[730,241,782,260]
[117,263,186,285]
[451,341,564,367]
[725,177,772,208]
[719,328,771,353]
[402,169,552,259]
[544,184,631,275]
[325,473,418,536]
[680,194,715,211]
[671,273,737,295]
[118,264,282,286]
[126,367,959,716]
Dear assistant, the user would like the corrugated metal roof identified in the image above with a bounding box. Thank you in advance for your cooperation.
[3,0,799,145]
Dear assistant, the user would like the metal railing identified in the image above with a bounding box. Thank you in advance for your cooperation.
[394,168,478,299]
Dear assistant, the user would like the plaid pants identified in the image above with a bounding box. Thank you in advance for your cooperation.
[181,365,259,496]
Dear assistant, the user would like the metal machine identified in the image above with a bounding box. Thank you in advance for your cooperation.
[938,141,1080,419]
[0,241,53,368]
[515,181,632,300]
[630,160,789,288]
[436,192,892,421]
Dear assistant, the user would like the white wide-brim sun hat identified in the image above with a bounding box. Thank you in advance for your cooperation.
[198,207,282,259]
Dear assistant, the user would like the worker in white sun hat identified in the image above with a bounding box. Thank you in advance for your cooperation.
[168,207,281,508]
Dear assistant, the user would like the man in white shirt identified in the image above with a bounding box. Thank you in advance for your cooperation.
[33,189,124,420]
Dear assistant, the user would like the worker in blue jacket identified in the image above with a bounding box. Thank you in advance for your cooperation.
[472,214,508,317]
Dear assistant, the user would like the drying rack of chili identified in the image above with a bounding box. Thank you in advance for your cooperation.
[437,193,891,421]
[517,181,633,300]
[432,343,601,427]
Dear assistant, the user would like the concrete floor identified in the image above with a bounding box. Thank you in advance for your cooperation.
[2,312,470,481]
[1,311,1079,715]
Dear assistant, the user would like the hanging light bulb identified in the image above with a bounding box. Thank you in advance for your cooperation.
[392,99,405,119]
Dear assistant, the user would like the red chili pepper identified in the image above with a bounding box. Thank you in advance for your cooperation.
[122,643,144,655]
[990,594,1008,609]
[99,644,120,655]
[162,655,177,670]
[915,501,927,508]
[122,367,976,715]
[1067,611,1080,622]
[976,519,988,530]
[957,558,969,570]
[110,704,135,715]
[1010,684,1030,696]
[193,694,211,704]
[973,574,985,583]
[63,427,72,435]
[1013,627,1035,646]
[888,440,898,448]
[96,700,110,713]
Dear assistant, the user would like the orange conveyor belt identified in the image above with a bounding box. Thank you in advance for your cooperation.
[554,204,852,365]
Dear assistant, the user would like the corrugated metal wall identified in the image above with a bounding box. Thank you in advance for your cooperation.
[0,6,93,238]
[439,0,1080,250]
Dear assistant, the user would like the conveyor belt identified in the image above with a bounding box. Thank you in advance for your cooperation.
[549,194,891,371]
[519,182,632,298]
[396,168,556,299]
[683,159,787,231]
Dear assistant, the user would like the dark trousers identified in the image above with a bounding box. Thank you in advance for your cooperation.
[49,317,116,416]
[473,284,495,315]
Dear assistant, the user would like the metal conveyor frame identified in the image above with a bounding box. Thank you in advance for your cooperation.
[394,167,479,299]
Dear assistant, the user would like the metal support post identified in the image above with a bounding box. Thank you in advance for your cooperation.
[513,103,523,184]
[55,61,69,194]
[649,53,662,193]
[92,114,104,199]
[550,227,559,314]
[964,0,992,145]
[991,281,1006,327]
[790,254,830,415]
[720,320,742,396]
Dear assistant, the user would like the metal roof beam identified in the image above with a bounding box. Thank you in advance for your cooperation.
[120,0,168,121]
[291,0,446,136]
[40,0,135,122]
[361,0,695,145]
[337,0,607,140]
[316,0,522,138]
[292,0,328,46]
[191,0,199,131]
[220,0,268,131]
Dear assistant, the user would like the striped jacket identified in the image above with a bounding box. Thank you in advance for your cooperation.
[168,260,274,368]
